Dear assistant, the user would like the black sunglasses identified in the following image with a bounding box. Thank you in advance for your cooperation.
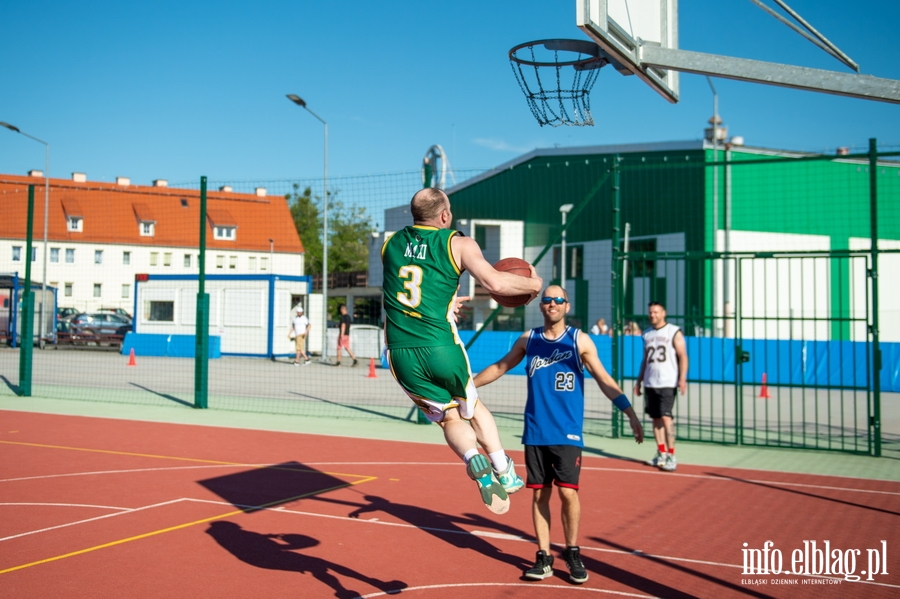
[541,297,567,305]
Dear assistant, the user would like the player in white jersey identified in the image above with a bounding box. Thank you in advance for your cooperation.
[634,302,688,472]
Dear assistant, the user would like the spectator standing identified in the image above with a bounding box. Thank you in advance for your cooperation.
[289,307,311,365]
[335,304,358,367]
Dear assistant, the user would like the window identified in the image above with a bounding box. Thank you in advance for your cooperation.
[64,283,73,297]
[216,255,224,269]
[248,256,256,271]
[213,226,236,241]
[140,222,155,236]
[163,252,172,267]
[552,245,584,280]
[260,256,268,271]
[67,217,83,232]
[65,248,75,263]
[145,300,174,322]
[93,283,102,298]
[12,246,21,261]
[184,254,192,268]
[94,250,103,264]
[122,284,131,299]
[31,247,37,262]
[123,251,131,265]
[50,247,60,263]
[150,252,158,266]
[180,198,189,207]
[229,255,237,270]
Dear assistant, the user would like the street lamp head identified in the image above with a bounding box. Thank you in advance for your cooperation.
[286,94,307,108]
[0,121,22,133]
[560,203,574,214]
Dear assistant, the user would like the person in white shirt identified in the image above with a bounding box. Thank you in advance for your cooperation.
[289,306,311,365]
[589,318,609,336]
[634,302,688,472]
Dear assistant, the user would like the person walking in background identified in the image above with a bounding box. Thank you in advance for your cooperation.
[475,285,643,583]
[335,304,358,367]
[634,301,688,472]
[289,306,310,365]
[381,187,542,515]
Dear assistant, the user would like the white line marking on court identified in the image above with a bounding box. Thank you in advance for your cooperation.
[471,530,524,541]
[0,502,132,511]
[355,582,656,598]
[0,498,188,543]
[0,464,253,484]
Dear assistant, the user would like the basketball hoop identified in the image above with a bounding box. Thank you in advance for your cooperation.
[509,39,610,127]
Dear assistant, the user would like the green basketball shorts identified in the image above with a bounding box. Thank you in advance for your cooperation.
[387,344,479,423]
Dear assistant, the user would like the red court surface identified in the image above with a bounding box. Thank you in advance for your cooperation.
[1,410,898,598]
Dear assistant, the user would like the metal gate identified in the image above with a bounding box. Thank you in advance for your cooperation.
[615,251,878,455]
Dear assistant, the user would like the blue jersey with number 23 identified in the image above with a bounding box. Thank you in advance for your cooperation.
[523,326,585,447]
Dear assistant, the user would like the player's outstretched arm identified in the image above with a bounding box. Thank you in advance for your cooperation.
[473,333,528,388]
[634,338,649,397]
[579,333,644,444]
[451,235,541,300]
[673,329,689,395]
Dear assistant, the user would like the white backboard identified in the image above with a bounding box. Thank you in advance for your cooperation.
[577,0,680,103]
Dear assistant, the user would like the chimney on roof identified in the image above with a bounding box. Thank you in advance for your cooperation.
[28,170,44,177]
[72,172,87,182]
[836,147,850,156]
[255,187,267,197]
[219,185,232,192]
[152,179,168,187]
[729,136,745,146]
[116,177,130,186]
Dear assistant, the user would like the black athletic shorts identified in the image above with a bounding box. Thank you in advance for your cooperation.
[525,445,582,490]
[644,387,676,419]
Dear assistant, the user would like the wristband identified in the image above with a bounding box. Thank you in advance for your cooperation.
[612,394,631,412]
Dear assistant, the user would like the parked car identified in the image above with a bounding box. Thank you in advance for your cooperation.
[98,307,132,321]
[68,312,132,341]
[57,307,79,320]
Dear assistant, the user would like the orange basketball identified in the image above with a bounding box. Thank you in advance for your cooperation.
[490,257,533,308]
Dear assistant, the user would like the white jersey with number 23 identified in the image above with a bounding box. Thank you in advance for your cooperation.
[641,323,681,389]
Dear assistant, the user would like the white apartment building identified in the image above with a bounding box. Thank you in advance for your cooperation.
[0,172,305,315]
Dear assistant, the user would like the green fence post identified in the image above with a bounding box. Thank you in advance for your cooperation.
[194,176,209,409]
[17,185,36,396]
[869,139,881,457]
[611,157,621,437]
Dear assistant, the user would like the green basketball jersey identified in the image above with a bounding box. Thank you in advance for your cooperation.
[382,225,462,349]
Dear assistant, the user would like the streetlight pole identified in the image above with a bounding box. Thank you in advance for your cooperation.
[1,122,50,344]
[286,94,328,361]
[559,203,574,291]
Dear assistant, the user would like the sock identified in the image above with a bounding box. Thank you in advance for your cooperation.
[488,451,509,473]
[463,449,480,464]
[668,447,675,455]
[657,443,666,453]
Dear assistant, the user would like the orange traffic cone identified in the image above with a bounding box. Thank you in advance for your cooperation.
[127,348,137,367]
[758,373,770,398]
[367,357,377,379]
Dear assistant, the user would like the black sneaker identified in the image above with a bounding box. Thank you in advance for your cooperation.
[562,546,588,584]
[352,358,358,367]
[524,550,554,580]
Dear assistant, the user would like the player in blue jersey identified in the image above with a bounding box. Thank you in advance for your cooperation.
[474,285,643,584]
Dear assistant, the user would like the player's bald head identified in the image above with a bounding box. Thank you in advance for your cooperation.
[410,188,449,223]
[543,285,568,301]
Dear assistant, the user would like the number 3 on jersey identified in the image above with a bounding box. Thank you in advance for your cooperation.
[397,265,423,308]
[555,372,575,391]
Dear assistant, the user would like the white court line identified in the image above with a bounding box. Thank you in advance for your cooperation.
[0,498,187,542]
[357,582,655,598]
[0,464,258,484]
[0,502,132,511]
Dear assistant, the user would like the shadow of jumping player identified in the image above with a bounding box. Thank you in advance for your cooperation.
[205,521,406,599]
[340,494,530,570]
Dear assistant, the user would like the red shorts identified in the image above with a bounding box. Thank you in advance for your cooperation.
[338,335,351,349]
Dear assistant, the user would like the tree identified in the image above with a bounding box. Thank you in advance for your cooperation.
[286,184,373,276]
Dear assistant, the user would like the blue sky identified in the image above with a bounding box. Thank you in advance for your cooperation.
[1,1,898,186]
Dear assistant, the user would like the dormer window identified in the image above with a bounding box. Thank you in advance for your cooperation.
[140,222,156,236]
[133,203,156,237]
[68,216,83,232]
[62,198,84,233]
[213,226,236,240]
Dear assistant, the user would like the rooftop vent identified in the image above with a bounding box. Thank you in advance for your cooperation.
[255,187,267,197]
[28,170,43,177]
[153,179,168,187]
[729,136,745,146]
[116,177,131,186]
[219,185,232,192]
[836,147,850,156]
[72,172,87,183]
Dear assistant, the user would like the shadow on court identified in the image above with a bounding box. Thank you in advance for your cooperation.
[589,536,775,599]
[205,521,407,599]
[197,461,351,510]
[315,494,532,570]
